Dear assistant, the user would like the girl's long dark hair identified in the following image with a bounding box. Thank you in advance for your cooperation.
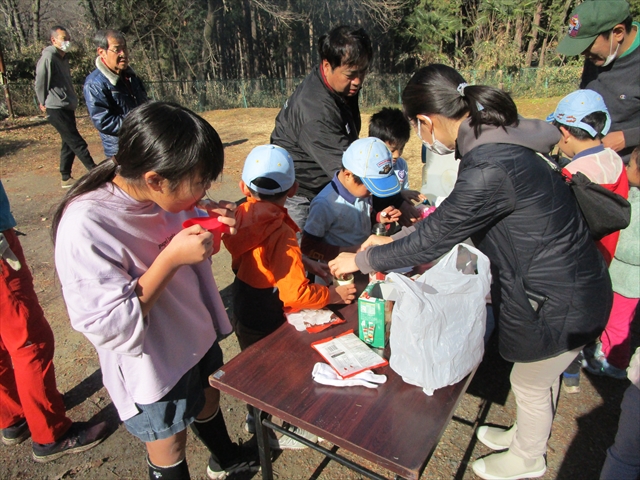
[52,101,224,241]
[402,64,519,137]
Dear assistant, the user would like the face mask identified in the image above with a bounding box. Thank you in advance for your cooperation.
[417,118,455,156]
[59,41,71,52]
[602,34,619,67]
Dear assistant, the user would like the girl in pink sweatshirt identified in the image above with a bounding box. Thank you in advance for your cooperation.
[53,102,258,480]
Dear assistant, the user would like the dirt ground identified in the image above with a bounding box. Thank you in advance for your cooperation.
[0,101,637,480]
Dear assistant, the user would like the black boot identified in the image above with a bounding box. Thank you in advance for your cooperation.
[147,456,190,479]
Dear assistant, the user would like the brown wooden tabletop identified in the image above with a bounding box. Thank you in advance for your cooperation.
[210,277,474,480]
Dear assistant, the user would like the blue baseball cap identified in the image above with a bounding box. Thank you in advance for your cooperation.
[342,137,400,198]
[546,89,611,137]
[242,145,295,194]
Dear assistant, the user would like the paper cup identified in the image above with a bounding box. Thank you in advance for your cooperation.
[333,273,355,286]
[182,215,230,254]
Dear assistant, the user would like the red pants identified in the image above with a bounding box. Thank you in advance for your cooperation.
[601,292,639,370]
[0,229,71,444]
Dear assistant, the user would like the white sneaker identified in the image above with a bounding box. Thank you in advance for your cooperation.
[472,450,546,480]
[244,413,255,434]
[476,424,516,450]
[268,425,318,450]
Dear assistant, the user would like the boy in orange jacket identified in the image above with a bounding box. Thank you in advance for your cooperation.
[223,145,356,447]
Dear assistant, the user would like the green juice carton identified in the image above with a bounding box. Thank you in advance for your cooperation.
[357,281,396,349]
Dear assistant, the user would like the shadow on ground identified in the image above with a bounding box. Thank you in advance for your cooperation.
[0,139,35,157]
[557,309,640,478]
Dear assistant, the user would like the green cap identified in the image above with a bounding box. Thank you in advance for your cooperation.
[557,0,631,56]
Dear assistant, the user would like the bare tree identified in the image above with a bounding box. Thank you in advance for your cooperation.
[32,0,39,43]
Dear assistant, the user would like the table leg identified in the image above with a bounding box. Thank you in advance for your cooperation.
[253,406,273,480]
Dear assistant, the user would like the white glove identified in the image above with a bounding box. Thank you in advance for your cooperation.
[0,233,21,271]
[312,362,387,389]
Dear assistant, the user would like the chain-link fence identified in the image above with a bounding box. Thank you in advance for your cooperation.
[2,66,582,118]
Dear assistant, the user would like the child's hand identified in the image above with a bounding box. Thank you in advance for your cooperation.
[399,201,421,226]
[302,256,332,285]
[379,206,401,224]
[329,284,357,304]
[163,225,214,267]
[400,189,427,204]
[197,199,237,235]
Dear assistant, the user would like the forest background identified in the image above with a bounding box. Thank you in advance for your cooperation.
[2,0,640,117]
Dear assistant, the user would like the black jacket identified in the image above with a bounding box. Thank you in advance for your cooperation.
[580,25,640,163]
[357,118,611,363]
[270,65,361,199]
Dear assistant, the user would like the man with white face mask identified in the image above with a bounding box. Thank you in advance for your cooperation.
[35,26,96,188]
[557,0,639,164]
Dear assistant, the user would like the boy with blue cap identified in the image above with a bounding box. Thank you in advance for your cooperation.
[301,137,401,262]
[223,145,356,447]
[548,89,629,394]
[548,89,629,259]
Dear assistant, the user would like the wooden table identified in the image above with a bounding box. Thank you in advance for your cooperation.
[210,282,474,480]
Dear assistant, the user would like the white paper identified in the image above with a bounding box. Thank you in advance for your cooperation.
[313,333,386,377]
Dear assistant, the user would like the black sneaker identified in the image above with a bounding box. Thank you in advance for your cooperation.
[2,419,30,446]
[32,421,108,463]
[206,442,261,480]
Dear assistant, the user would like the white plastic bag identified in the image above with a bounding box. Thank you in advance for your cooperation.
[387,244,491,395]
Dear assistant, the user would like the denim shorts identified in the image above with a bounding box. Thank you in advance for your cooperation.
[123,341,224,442]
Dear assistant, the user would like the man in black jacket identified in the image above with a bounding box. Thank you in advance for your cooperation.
[270,25,372,233]
[557,0,639,163]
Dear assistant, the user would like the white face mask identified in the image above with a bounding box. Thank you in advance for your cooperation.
[417,117,455,156]
[59,41,71,52]
[602,34,620,67]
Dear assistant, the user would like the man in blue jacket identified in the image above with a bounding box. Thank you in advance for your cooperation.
[83,30,147,159]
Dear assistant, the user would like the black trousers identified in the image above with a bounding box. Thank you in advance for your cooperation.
[46,108,96,179]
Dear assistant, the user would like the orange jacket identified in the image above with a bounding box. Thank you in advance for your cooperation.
[223,197,329,312]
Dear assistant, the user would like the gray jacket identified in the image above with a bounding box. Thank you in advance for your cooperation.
[34,45,77,110]
[609,187,640,298]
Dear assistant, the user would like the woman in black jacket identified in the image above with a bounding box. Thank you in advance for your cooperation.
[329,64,611,480]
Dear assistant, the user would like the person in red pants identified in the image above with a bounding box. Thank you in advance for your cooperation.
[0,180,107,462]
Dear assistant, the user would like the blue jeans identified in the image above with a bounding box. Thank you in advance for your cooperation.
[123,341,223,442]
[600,384,640,480]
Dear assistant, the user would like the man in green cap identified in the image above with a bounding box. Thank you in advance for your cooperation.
[557,0,639,164]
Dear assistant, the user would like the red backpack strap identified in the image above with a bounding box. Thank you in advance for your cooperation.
[560,167,573,181]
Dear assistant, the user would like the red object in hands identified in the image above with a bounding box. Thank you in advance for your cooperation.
[182,215,231,254]
[416,204,436,219]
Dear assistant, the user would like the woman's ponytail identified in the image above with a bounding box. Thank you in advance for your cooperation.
[402,64,519,138]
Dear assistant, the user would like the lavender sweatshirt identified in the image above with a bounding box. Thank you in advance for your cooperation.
[55,184,232,420]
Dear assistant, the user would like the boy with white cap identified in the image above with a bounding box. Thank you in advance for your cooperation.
[301,137,401,262]
[548,89,629,394]
[223,145,356,448]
